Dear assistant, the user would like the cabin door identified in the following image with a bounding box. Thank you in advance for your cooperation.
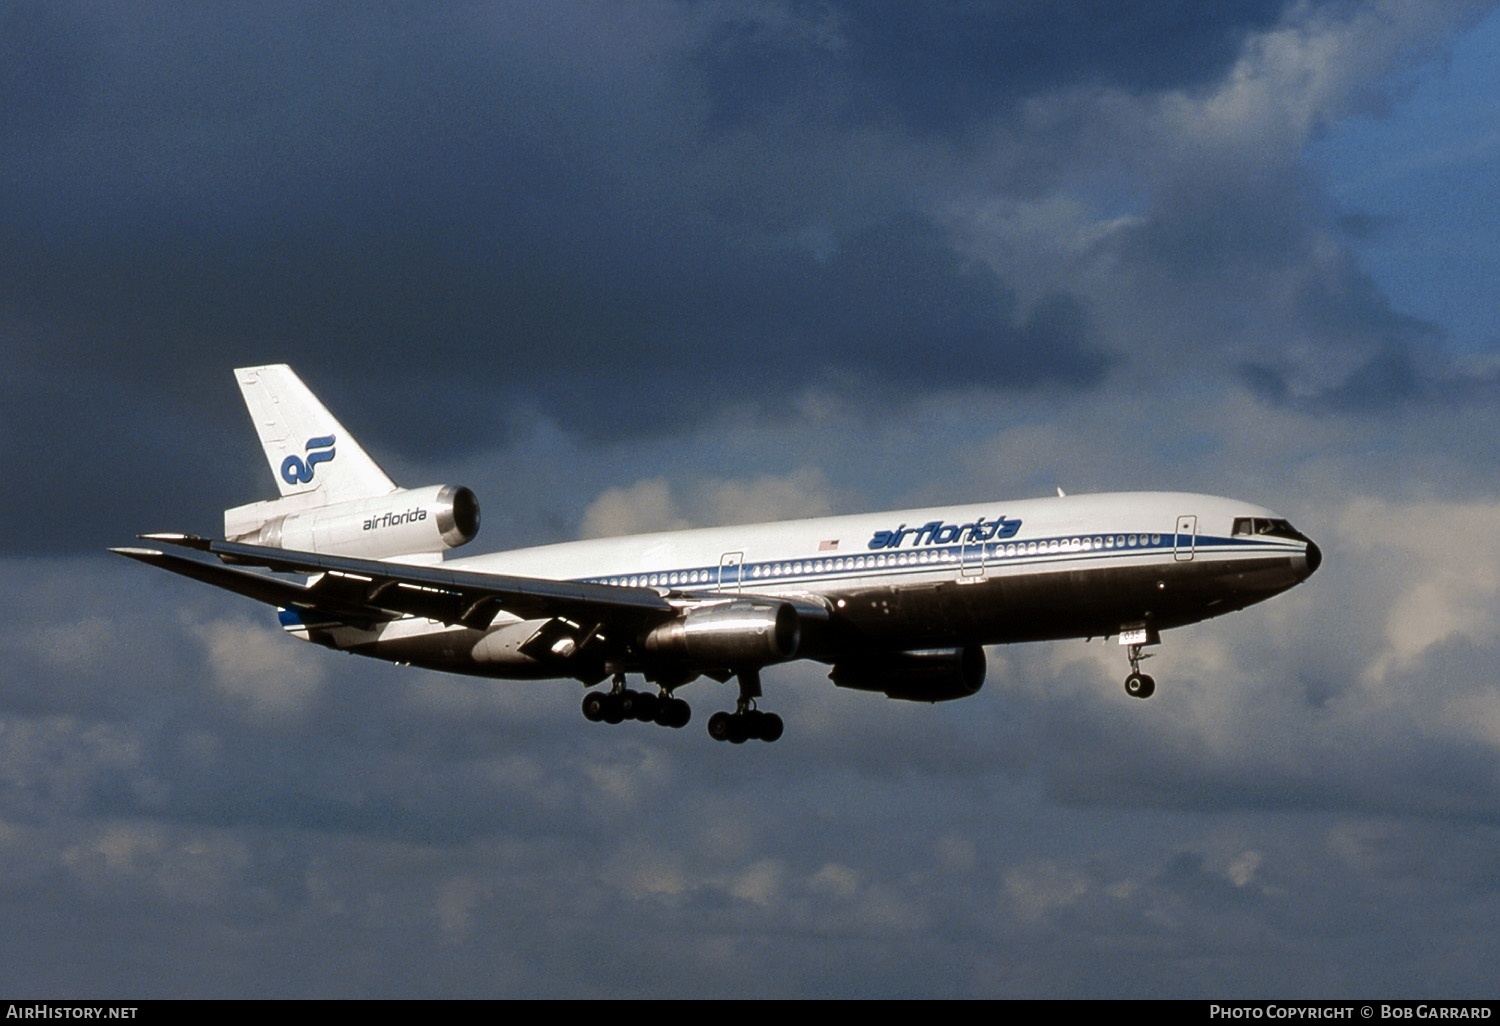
[718,551,744,593]
[1174,515,1197,561]
[959,532,988,580]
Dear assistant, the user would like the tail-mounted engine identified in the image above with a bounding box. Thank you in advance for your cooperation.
[642,600,801,667]
[830,645,985,703]
[224,484,480,560]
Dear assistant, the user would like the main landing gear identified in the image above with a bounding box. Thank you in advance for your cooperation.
[580,668,786,743]
[581,674,691,729]
[1123,642,1156,699]
[706,667,783,744]
[707,706,784,744]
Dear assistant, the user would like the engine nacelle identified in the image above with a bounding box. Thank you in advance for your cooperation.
[643,600,800,666]
[226,484,480,559]
[829,646,985,703]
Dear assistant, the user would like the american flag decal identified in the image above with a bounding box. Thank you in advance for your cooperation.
[819,539,839,551]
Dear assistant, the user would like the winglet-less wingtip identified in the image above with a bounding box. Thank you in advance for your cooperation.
[137,532,213,551]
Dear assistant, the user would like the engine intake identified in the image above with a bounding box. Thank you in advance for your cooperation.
[830,646,985,703]
[643,600,800,666]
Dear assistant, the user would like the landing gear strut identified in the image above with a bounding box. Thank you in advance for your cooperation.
[706,667,784,744]
[581,673,690,729]
[1123,643,1156,699]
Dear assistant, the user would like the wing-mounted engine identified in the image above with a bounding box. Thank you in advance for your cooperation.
[830,645,985,702]
[642,599,801,667]
[224,484,480,560]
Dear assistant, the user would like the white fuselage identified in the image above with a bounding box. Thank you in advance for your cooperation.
[288,491,1319,680]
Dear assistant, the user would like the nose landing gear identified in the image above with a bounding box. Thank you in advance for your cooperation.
[1116,623,1161,700]
[1123,642,1156,699]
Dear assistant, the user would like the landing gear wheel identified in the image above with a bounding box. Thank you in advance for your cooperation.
[742,710,764,740]
[706,670,785,743]
[581,691,607,722]
[708,711,733,742]
[1124,672,1156,699]
[631,691,660,722]
[759,712,784,743]
[653,696,690,728]
[601,692,626,724]
[707,708,784,743]
[1122,641,1157,699]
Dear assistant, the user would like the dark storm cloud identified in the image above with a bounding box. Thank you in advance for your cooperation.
[1235,253,1500,413]
[0,2,90,139]
[1103,154,1500,413]
[1126,170,1324,278]
[762,213,1110,389]
[695,0,1299,135]
[4,2,1131,553]
[2,197,1108,553]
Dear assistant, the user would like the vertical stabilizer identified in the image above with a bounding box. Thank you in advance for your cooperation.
[234,365,396,504]
[224,366,478,556]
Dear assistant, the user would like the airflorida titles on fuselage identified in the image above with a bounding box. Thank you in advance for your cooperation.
[868,516,1022,550]
[114,365,1322,746]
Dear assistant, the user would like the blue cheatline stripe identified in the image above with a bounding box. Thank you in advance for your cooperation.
[577,533,1300,590]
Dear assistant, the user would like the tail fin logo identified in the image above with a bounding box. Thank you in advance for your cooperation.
[280,435,337,485]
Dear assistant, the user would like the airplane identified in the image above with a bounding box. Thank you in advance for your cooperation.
[113,364,1322,744]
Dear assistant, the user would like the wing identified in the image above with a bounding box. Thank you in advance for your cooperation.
[112,533,676,634]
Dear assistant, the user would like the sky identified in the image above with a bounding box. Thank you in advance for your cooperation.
[3,0,1500,998]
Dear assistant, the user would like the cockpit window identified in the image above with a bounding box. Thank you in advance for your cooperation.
[1232,517,1309,542]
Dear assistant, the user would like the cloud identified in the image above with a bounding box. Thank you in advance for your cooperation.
[5,0,1490,561]
[580,467,837,538]
[190,618,325,725]
[579,479,692,539]
[694,1,1302,136]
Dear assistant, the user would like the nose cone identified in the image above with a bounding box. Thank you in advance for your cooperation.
[1301,540,1322,577]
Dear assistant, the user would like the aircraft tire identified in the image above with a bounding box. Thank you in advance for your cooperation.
[654,698,684,728]
[1124,673,1156,699]
[759,712,784,743]
[602,694,626,724]
[741,710,767,741]
[631,691,660,721]
[708,711,732,742]
[581,691,607,722]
